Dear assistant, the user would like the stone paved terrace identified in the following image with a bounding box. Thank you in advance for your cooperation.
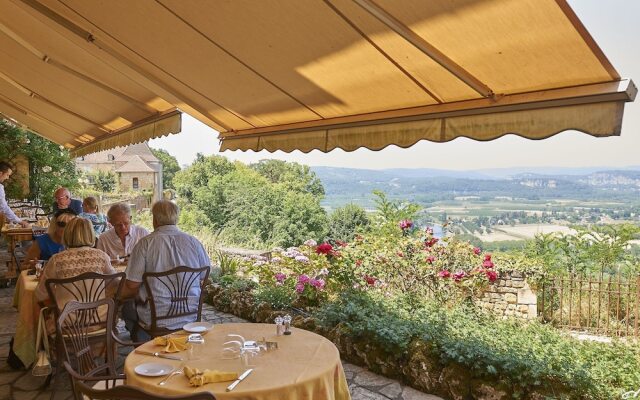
[0,282,443,400]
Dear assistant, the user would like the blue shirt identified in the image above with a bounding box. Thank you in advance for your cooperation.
[52,199,83,215]
[35,234,65,261]
[126,225,210,329]
[79,212,107,235]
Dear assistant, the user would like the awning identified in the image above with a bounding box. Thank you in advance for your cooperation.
[0,0,181,156]
[1,0,635,154]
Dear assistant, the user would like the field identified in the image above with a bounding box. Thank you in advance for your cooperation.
[477,224,575,242]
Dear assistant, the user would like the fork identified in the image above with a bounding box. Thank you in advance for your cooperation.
[158,363,184,386]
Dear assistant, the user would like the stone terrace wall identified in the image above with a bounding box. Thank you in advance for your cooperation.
[477,271,537,320]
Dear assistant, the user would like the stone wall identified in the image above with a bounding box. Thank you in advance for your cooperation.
[118,172,156,192]
[476,271,537,320]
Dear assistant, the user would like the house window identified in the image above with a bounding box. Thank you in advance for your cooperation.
[132,177,139,189]
[108,154,115,161]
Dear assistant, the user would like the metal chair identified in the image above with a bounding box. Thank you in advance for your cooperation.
[138,266,210,338]
[66,368,215,400]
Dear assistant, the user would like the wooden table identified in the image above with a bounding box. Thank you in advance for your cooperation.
[125,323,351,400]
[1,225,47,279]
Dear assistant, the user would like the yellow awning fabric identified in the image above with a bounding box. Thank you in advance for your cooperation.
[1,0,635,154]
[0,0,181,157]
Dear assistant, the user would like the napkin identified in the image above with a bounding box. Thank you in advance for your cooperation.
[153,335,191,353]
[183,365,238,386]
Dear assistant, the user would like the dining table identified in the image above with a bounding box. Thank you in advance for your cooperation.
[124,323,351,400]
[12,263,127,367]
[1,224,47,280]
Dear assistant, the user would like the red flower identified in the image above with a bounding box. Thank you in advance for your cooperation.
[425,238,439,248]
[484,254,492,261]
[485,270,498,282]
[453,271,466,282]
[363,274,377,286]
[482,254,494,268]
[426,256,436,264]
[397,251,404,258]
[316,243,334,255]
[438,270,451,278]
[473,247,482,255]
[399,220,413,230]
[355,259,363,267]
[335,240,348,247]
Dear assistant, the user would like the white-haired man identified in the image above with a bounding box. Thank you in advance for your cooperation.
[120,200,210,341]
[96,203,149,259]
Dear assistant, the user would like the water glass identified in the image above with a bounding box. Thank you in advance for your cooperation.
[187,334,205,360]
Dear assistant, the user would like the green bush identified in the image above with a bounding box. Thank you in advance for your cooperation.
[254,285,296,310]
[313,291,640,399]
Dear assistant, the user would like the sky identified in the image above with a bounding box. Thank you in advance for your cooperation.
[149,0,640,171]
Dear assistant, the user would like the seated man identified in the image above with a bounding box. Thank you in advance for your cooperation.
[52,187,83,215]
[97,203,149,259]
[120,200,210,341]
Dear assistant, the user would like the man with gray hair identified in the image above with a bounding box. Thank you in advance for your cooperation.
[120,200,210,341]
[96,202,149,259]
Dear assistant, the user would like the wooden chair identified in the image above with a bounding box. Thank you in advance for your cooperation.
[45,272,126,399]
[57,298,122,400]
[67,370,216,400]
[138,266,210,338]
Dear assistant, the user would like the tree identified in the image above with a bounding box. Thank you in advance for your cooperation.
[88,170,117,193]
[250,159,325,197]
[327,204,370,242]
[151,148,181,189]
[0,120,79,210]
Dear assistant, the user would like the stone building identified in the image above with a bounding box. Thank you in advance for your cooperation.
[76,142,163,201]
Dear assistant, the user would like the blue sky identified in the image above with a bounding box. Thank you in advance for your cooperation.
[150,0,640,171]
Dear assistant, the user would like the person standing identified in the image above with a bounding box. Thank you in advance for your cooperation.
[96,203,148,260]
[52,187,83,215]
[120,200,210,341]
[0,161,29,228]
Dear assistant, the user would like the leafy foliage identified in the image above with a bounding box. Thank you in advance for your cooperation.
[0,120,79,209]
[150,147,181,189]
[327,203,370,242]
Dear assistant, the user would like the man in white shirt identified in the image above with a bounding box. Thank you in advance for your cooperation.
[0,161,29,228]
[96,203,149,259]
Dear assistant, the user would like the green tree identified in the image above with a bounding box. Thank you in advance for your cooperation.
[0,120,79,210]
[327,204,370,242]
[90,170,117,193]
[151,148,181,189]
[250,159,325,197]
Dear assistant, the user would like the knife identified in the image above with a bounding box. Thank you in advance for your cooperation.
[134,350,183,361]
[226,368,253,392]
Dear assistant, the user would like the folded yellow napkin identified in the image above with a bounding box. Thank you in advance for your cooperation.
[183,366,238,386]
[153,335,190,353]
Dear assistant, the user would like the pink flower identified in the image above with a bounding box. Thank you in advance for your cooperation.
[473,247,481,255]
[438,270,450,278]
[453,271,466,282]
[298,274,310,284]
[310,278,325,289]
[399,220,413,230]
[335,240,348,247]
[316,243,334,255]
[482,254,494,268]
[485,270,498,282]
[355,260,363,267]
[425,227,434,235]
[426,256,436,264]
[275,273,286,283]
[425,238,439,248]
[295,283,305,293]
[397,251,404,258]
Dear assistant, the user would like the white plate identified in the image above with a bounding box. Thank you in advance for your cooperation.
[134,363,174,377]
[183,321,213,333]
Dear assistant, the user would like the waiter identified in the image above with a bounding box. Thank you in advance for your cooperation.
[0,161,29,228]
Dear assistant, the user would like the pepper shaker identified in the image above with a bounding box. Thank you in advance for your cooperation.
[275,316,284,336]
[283,314,292,335]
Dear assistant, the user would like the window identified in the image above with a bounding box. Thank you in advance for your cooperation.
[132,177,139,189]
[107,154,115,161]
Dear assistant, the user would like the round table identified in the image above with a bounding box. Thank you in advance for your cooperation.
[124,323,351,400]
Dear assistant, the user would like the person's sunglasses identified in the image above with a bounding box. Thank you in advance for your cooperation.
[56,221,67,228]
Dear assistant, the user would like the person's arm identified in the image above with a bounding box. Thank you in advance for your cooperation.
[119,279,142,299]
[0,185,26,226]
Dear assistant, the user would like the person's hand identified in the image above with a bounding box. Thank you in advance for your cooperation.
[19,220,30,228]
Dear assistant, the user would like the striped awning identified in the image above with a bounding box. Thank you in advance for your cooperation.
[1,0,635,154]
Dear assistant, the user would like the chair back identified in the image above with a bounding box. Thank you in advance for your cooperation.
[45,272,125,319]
[141,266,210,336]
[57,298,118,377]
[71,377,216,400]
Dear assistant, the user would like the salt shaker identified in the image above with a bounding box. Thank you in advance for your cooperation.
[283,314,292,335]
[275,316,284,336]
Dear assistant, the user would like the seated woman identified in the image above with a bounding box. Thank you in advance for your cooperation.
[34,217,117,310]
[79,196,107,236]
[24,209,77,266]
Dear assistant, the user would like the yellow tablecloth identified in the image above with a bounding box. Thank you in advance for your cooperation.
[12,270,40,367]
[124,323,351,400]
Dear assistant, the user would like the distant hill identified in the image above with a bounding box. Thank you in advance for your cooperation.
[311,166,640,209]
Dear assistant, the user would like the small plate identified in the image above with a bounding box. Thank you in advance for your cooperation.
[183,321,213,333]
[134,363,174,377]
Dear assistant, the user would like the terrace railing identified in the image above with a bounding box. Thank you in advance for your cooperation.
[540,269,640,337]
